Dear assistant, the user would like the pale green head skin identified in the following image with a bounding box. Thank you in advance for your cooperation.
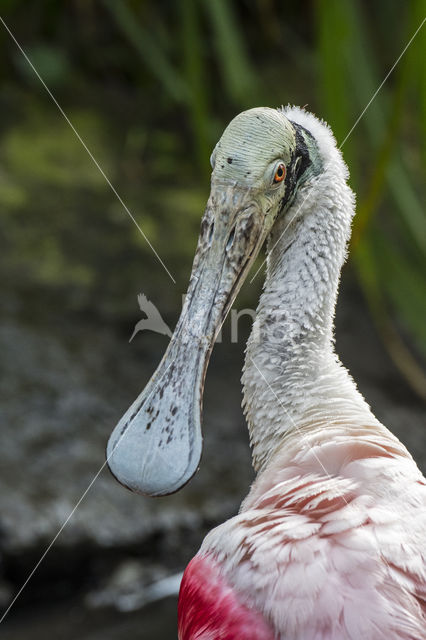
[211,107,296,186]
[107,107,321,496]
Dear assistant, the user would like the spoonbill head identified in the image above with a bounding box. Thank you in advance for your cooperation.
[107,106,426,638]
[106,107,322,496]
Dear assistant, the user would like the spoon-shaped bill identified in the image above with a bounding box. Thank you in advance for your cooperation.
[106,187,266,496]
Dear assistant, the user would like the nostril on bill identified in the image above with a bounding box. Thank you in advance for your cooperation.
[226,226,236,251]
[208,222,214,246]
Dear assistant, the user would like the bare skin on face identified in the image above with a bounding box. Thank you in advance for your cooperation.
[106,107,310,496]
[107,106,426,639]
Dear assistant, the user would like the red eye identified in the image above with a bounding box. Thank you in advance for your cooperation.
[273,163,286,183]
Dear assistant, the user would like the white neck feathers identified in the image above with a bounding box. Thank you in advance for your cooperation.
[242,107,377,472]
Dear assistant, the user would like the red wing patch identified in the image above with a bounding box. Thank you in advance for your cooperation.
[178,554,275,640]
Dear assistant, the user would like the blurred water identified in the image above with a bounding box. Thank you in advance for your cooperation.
[1,597,178,640]
[0,277,425,638]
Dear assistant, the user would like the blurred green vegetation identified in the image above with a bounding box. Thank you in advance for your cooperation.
[0,0,425,393]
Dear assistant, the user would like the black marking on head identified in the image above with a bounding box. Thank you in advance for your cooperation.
[290,121,314,181]
[275,121,317,217]
[227,157,233,164]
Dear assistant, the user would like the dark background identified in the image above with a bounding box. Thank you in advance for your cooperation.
[0,1,425,638]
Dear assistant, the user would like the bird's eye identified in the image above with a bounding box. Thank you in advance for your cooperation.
[273,163,286,183]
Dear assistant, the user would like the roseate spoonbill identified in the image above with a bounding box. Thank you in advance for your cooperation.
[107,107,426,638]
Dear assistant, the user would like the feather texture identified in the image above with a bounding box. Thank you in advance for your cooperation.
[188,425,426,639]
[178,107,426,639]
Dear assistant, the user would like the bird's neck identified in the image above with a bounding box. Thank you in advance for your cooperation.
[242,173,376,472]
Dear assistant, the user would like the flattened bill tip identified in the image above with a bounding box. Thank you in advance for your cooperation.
[106,407,203,497]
